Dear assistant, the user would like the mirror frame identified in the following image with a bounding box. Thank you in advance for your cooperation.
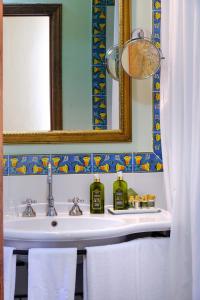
[3,0,132,144]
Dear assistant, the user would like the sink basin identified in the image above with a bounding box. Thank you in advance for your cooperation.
[4,215,130,247]
[5,216,126,232]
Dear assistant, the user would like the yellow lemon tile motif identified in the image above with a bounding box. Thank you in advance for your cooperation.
[155,1,161,9]
[155,93,160,101]
[156,123,160,130]
[156,163,163,171]
[33,165,43,174]
[41,157,49,167]
[155,82,160,90]
[135,155,142,165]
[124,155,131,165]
[94,156,102,166]
[83,156,90,167]
[75,165,85,173]
[100,164,109,172]
[156,134,161,142]
[155,12,161,20]
[141,163,150,172]
[16,165,27,175]
[52,157,60,167]
[116,163,125,172]
[59,165,68,173]
[3,158,7,168]
[11,158,18,167]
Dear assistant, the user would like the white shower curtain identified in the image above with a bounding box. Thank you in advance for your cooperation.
[161,1,200,299]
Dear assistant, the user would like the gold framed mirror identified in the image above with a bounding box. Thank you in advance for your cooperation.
[3,0,131,144]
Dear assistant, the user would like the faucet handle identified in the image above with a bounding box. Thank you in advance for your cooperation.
[67,197,85,204]
[22,198,36,217]
[73,197,85,204]
[68,197,84,216]
[22,199,37,205]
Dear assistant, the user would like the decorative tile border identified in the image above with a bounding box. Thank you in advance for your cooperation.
[93,153,133,173]
[152,0,162,161]
[92,0,115,130]
[3,152,163,176]
[3,0,163,176]
[51,154,91,174]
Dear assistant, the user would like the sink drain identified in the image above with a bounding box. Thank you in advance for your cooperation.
[51,220,58,227]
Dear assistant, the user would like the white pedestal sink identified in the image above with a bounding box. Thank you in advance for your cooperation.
[4,203,171,249]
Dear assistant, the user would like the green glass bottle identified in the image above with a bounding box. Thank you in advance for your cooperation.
[113,172,128,210]
[90,174,104,214]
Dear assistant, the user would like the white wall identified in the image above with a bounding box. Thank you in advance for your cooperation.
[4,172,166,215]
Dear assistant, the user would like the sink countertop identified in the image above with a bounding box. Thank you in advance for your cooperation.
[4,207,171,245]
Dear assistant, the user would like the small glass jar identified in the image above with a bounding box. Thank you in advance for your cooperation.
[128,195,135,208]
[134,195,142,209]
[148,194,156,207]
[141,195,149,208]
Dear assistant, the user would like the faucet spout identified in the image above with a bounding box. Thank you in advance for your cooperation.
[47,162,57,216]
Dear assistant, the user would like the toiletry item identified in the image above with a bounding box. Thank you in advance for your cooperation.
[148,194,156,207]
[113,171,128,210]
[134,195,142,209]
[141,195,149,208]
[128,188,138,198]
[90,174,104,214]
[128,195,135,208]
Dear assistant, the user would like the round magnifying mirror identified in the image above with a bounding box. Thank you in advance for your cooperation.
[106,45,120,81]
[121,38,161,79]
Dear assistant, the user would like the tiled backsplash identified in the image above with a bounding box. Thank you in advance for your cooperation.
[3,152,163,176]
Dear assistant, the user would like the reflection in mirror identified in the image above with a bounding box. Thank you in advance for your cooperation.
[106,46,119,81]
[3,4,62,133]
[4,16,50,131]
[121,37,160,79]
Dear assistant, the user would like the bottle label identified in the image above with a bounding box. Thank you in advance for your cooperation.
[115,189,124,208]
[92,189,102,209]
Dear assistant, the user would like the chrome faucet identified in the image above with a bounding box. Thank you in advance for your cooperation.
[47,162,57,216]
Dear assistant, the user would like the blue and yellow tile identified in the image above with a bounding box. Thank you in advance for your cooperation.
[153,132,162,159]
[92,36,106,50]
[9,155,50,175]
[153,71,160,91]
[3,155,9,176]
[153,120,161,132]
[93,125,107,130]
[133,153,163,172]
[51,154,92,174]
[92,49,106,65]
[153,0,161,11]
[93,154,132,173]
[153,92,160,102]
[93,0,106,6]
[92,7,106,36]
[153,11,161,23]
[106,0,115,5]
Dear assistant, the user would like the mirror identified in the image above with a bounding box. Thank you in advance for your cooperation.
[121,31,161,79]
[3,1,131,144]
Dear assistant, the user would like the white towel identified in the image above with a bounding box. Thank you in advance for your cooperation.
[84,237,169,300]
[4,247,16,300]
[28,248,77,300]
